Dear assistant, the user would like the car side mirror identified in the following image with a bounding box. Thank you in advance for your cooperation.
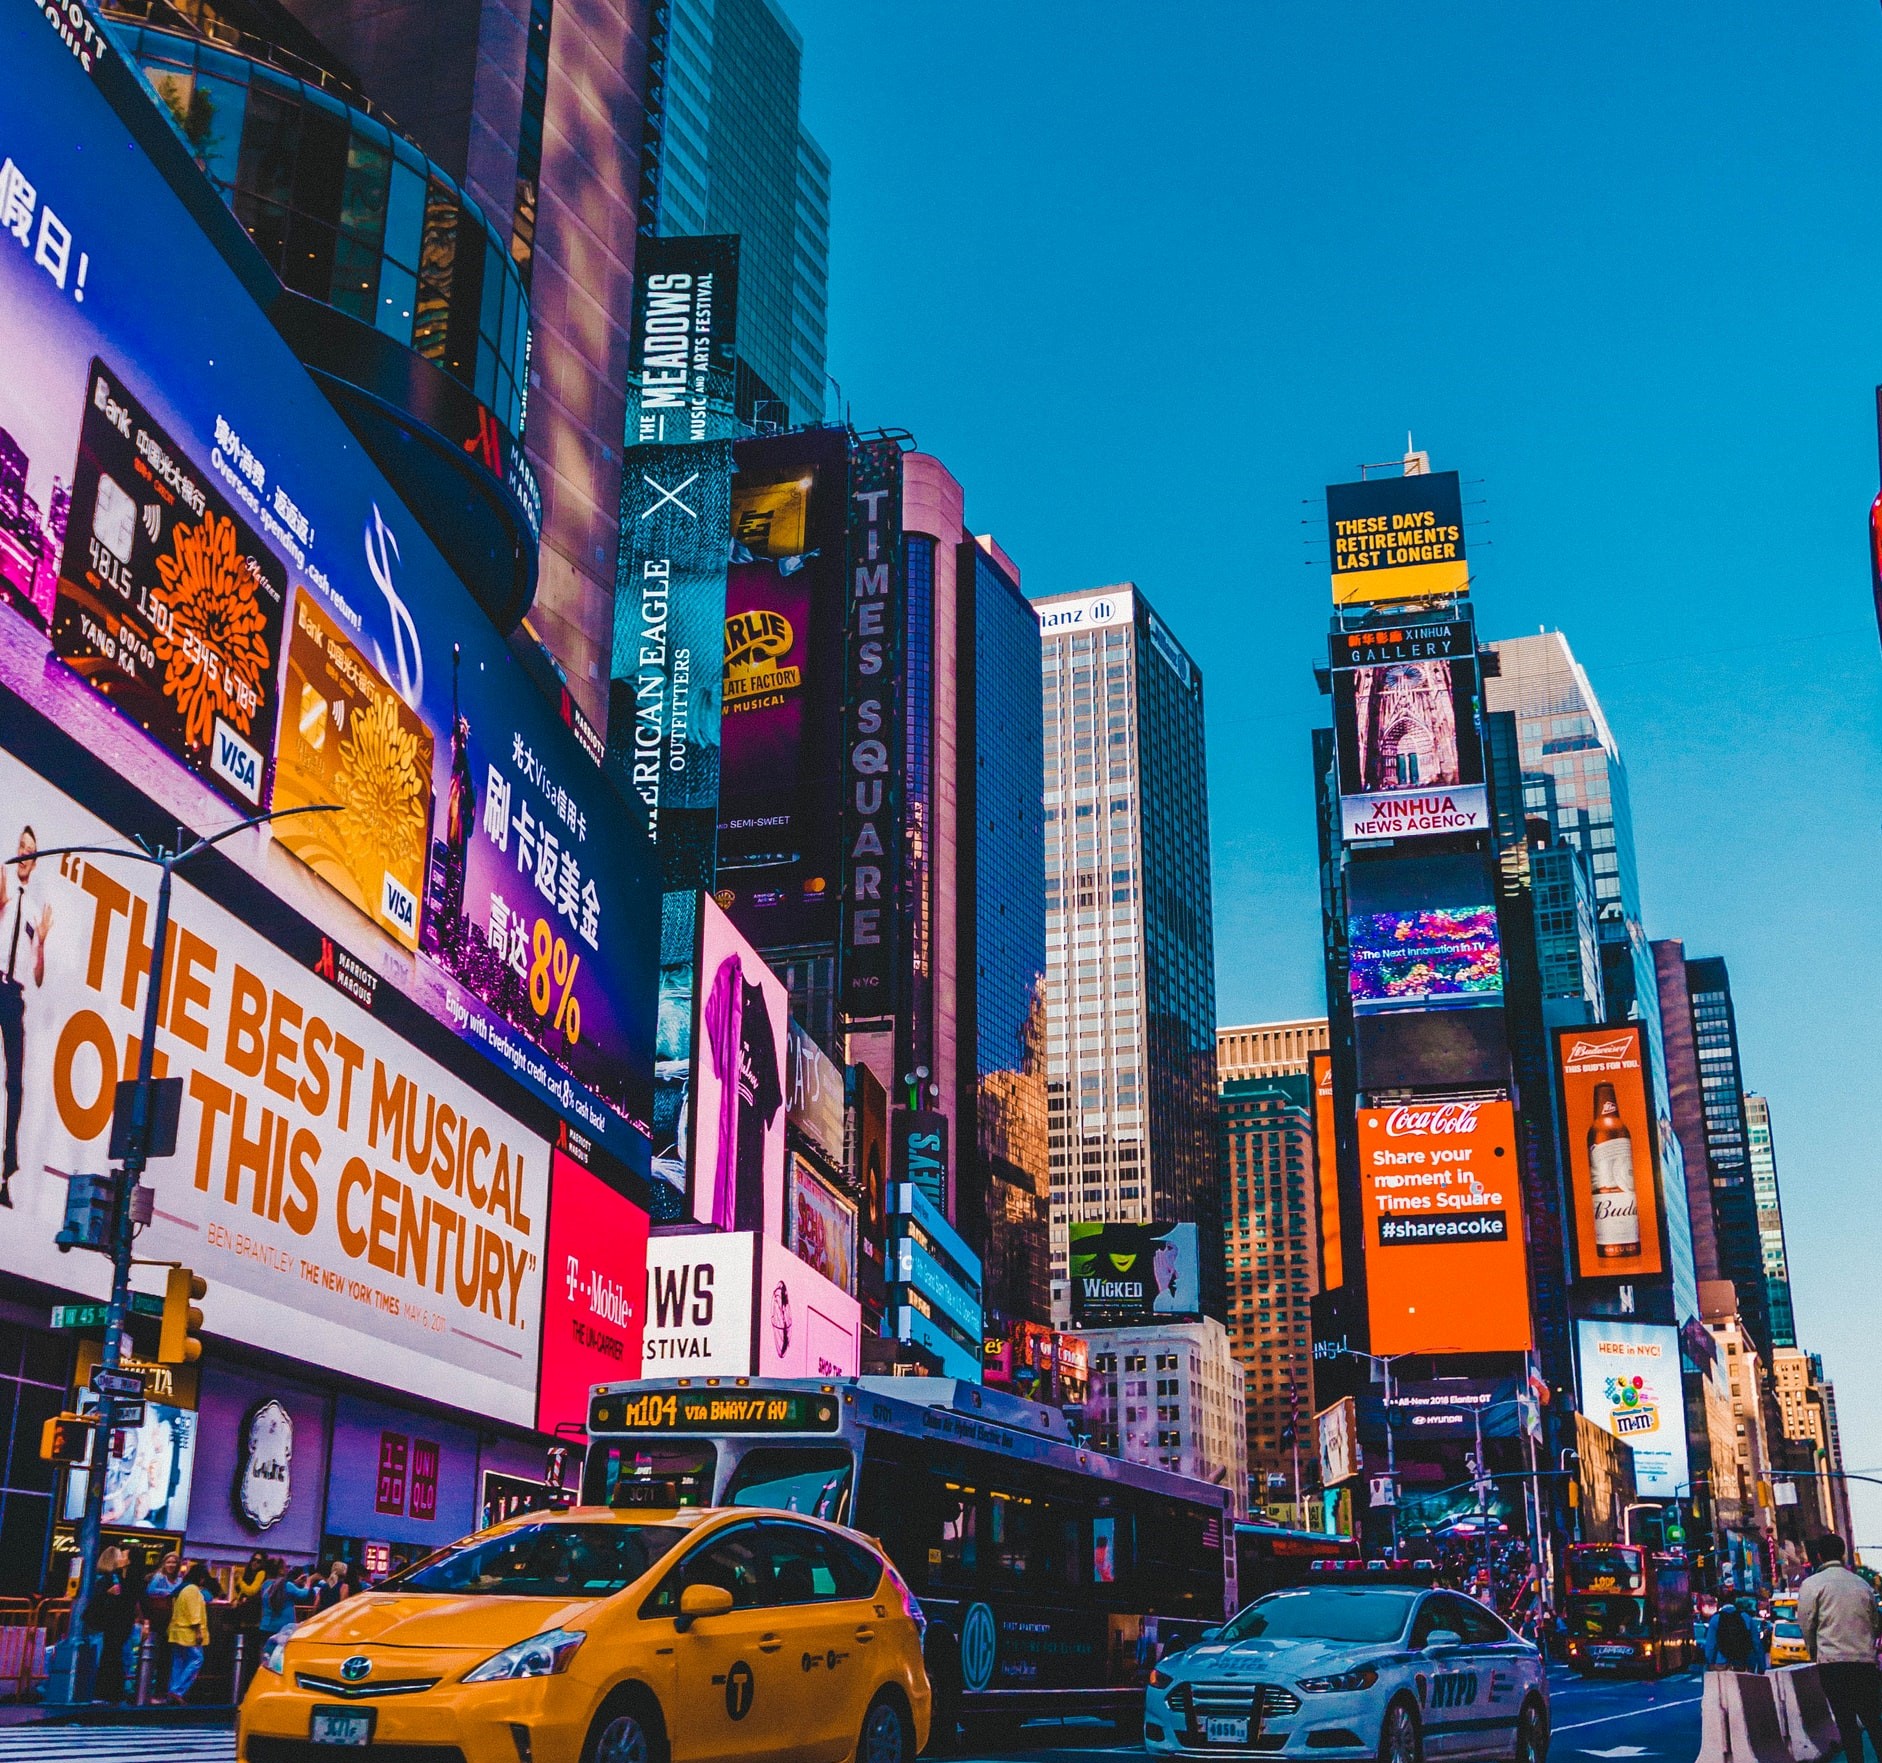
[676,1584,735,1632]
[1199,1629,1222,1644]
[1424,1629,1464,1652]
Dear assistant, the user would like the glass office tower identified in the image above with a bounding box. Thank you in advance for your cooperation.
[1485,631,1696,1323]
[1744,1096,1796,1352]
[1037,587,1220,1322]
[638,0,830,426]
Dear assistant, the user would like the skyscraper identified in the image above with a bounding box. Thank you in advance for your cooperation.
[1036,587,1219,1323]
[1217,1021,1325,1521]
[1744,1095,1797,1352]
[637,0,829,427]
[1485,632,1697,1324]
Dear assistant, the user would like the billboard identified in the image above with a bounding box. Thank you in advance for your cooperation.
[716,430,849,950]
[1387,1378,1520,1438]
[1316,1396,1361,1487]
[758,1236,862,1380]
[1576,1321,1690,1499]
[841,441,904,1018]
[1347,853,1502,1013]
[688,895,789,1234]
[1357,1098,1532,1355]
[1334,647,1486,843]
[0,741,549,1424]
[787,1154,856,1296]
[625,234,740,449]
[849,1061,888,1261]
[1557,1025,1664,1278]
[537,1151,650,1437]
[1067,1221,1201,1324]
[1326,472,1468,607]
[0,15,657,1167]
[640,1232,859,1378]
[785,1019,846,1172]
[1310,1051,1342,1289]
[892,1109,950,1213]
[1355,1009,1510,1093]
[1035,588,1134,636]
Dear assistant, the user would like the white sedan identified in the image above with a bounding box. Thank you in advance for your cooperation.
[1145,1583,1549,1763]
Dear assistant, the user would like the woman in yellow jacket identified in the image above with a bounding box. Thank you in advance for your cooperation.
[166,1563,213,1704]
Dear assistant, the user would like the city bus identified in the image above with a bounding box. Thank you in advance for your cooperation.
[1563,1542,1694,1676]
[1234,1522,1361,1599]
[582,1376,1235,1734]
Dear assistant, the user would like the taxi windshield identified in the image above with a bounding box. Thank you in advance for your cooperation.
[1219,1589,1417,1644]
[386,1523,690,1598]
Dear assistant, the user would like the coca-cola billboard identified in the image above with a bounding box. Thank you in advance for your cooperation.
[536,1150,650,1435]
[1356,1097,1531,1354]
[1556,1025,1664,1280]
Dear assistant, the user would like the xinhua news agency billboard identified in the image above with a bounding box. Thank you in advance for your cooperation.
[1327,472,1468,607]
[1576,1321,1690,1499]
[1357,1098,1532,1355]
[1557,1025,1664,1279]
[0,8,656,1169]
[1331,620,1487,842]
[1068,1221,1201,1324]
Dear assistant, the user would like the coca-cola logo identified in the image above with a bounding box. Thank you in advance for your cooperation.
[1379,1102,1481,1138]
[1567,1034,1635,1064]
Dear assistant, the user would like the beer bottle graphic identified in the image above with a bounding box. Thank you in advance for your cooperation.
[1588,1082,1641,1258]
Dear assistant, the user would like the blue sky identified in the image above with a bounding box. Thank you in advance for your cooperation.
[796,2,1882,1541]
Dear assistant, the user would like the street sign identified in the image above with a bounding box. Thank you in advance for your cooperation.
[89,1367,145,1399]
[107,1401,146,1428]
[1369,1474,1398,1507]
[52,1295,164,1330]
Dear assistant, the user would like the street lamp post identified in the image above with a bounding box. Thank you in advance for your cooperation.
[27,804,334,1704]
[1327,1347,1408,1556]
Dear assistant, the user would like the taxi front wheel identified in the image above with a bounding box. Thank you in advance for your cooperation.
[859,1689,915,1763]
[585,1690,669,1763]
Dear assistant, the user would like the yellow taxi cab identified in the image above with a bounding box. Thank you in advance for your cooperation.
[1770,1616,1810,1666]
[239,1505,931,1763]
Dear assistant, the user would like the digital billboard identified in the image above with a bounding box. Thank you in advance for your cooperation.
[537,1151,650,1437]
[716,429,848,951]
[787,1155,856,1296]
[1576,1321,1690,1499]
[1557,1025,1664,1278]
[758,1235,862,1380]
[1356,1099,1532,1355]
[0,12,657,1168]
[1316,1396,1360,1487]
[1310,1051,1342,1289]
[689,895,789,1233]
[1347,853,1502,1013]
[1326,472,1468,606]
[1355,1008,1510,1092]
[1067,1221,1201,1324]
[1334,649,1487,842]
[639,1232,859,1379]
[850,1061,888,1261]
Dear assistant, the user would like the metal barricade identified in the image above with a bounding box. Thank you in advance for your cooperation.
[0,1597,63,1702]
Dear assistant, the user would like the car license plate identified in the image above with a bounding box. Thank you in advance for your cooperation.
[1206,1716,1250,1744]
[310,1706,374,1746]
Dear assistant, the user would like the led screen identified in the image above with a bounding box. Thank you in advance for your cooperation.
[1575,1322,1690,1499]
[537,1152,650,1437]
[1347,854,1502,1013]
[1326,472,1468,606]
[1557,1025,1664,1279]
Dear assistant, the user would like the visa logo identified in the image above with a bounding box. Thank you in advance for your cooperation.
[381,872,418,936]
[211,718,262,802]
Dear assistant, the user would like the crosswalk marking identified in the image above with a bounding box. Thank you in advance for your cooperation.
[0,1726,235,1761]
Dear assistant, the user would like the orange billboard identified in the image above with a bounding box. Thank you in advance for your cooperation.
[1556,1026,1663,1278]
[1357,1098,1531,1354]
[1311,1051,1342,1289]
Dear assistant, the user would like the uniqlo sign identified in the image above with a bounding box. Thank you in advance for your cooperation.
[536,1151,650,1436]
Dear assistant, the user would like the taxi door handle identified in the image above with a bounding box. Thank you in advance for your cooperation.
[759,1633,784,1653]
[855,1626,877,1643]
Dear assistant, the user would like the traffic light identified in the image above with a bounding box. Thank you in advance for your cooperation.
[158,1267,207,1363]
[39,1413,93,1463]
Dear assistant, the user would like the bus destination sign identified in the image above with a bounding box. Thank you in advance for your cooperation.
[589,1389,842,1434]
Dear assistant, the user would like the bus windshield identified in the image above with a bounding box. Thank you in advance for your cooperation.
[1569,1547,1644,1591]
[725,1447,854,1520]
[1568,1594,1648,1638]
[586,1441,717,1508]
[1219,1589,1417,1644]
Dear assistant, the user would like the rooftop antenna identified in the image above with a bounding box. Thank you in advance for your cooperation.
[1402,432,1431,476]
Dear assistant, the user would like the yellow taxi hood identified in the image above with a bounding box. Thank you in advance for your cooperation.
[296,1592,603,1651]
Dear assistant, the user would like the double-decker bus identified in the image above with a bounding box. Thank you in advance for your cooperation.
[582,1376,1235,1734]
[1233,1522,1361,1599]
[1564,1542,1694,1676]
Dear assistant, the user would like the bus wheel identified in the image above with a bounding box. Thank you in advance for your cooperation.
[1511,1696,1548,1763]
[1379,1698,1422,1763]
[860,1690,915,1763]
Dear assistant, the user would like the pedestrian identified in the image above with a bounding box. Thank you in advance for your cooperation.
[313,1559,349,1612]
[166,1563,212,1704]
[86,1544,141,1703]
[1706,1596,1758,1672]
[1798,1535,1882,1763]
[143,1551,181,1702]
[259,1558,312,1640]
[0,826,52,1211]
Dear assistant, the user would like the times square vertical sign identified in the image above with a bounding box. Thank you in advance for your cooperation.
[610,237,739,1195]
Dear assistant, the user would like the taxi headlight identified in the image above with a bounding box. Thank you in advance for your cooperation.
[462,1628,587,1683]
[1297,1665,1378,1694]
[258,1626,295,1676]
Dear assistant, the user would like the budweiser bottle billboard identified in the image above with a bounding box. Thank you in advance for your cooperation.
[1587,1082,1640,1259]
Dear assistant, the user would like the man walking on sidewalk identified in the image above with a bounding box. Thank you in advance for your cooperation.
[1799,1534,1882,1763]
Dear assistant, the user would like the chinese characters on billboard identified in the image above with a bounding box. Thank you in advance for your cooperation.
[1557,1025,1664,1278]
[1326,472,1468,606]
[1357,1098,1532,1355]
